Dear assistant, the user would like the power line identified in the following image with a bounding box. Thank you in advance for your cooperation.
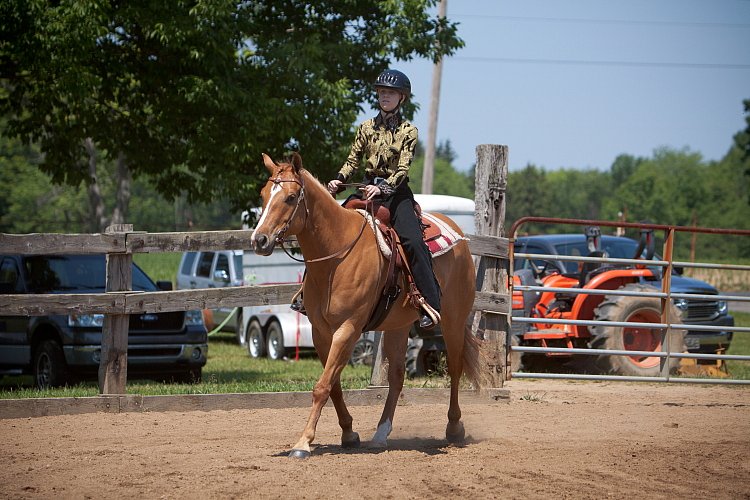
[451,14,750,29]
[452,56,750,70]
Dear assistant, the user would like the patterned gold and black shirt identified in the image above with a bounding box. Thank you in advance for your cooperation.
[337,112,418,193]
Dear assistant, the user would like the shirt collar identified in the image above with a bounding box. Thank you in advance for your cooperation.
[375,111,402,131]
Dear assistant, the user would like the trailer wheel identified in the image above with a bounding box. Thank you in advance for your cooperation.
[246,319,265,358]
[33,339,69,389]
[235,309,246,345]
[590,283,685,377]
[266,320,286,360]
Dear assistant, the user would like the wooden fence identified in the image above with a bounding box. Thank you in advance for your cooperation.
[0,144,511,395]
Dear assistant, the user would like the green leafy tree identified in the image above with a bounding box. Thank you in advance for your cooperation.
[506,164,553,235]
[409,140,473,198]
[1,1,463,229]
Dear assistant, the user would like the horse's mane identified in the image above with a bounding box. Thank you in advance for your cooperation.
[297,167,349,213]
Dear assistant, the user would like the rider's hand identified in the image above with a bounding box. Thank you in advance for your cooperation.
[362,184,382,200]
[327,179,342,195]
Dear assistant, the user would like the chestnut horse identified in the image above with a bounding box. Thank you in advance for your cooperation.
[252,152,483,458]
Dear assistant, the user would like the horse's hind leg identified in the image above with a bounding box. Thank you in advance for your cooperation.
[442,316,466,443]
[370,327,410,448]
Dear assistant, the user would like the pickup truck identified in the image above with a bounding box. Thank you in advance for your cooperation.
[0,254,208,388]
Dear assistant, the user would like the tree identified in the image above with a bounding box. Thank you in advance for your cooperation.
[1,1,463,228]
[409,140,473,198]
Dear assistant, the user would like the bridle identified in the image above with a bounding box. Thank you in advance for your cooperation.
[262,172,368,264]
[266,174,308,247]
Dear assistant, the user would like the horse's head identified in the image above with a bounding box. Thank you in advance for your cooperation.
[251,152,307,256]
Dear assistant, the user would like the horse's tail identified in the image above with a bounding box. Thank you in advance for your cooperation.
[462,325,493,391]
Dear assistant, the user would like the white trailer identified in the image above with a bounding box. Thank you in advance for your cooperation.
[240,246,311,360]
[240,194,476,361]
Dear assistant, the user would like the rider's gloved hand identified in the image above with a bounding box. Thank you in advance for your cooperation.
[327,179,342,196]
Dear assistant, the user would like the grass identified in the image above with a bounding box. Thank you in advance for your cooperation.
[726,311,750,379]
[0,333,372,399]
[133,252,182,286]
[2,313,747,400]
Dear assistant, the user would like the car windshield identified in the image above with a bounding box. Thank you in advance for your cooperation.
[553,239,641,273]
[24,255,158,293]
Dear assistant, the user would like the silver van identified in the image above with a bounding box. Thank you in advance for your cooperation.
[176,250,244,337]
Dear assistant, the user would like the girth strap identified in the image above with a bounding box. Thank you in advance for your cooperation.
[361,225,403,333]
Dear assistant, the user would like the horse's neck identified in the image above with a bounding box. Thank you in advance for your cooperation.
[296,175,364,260]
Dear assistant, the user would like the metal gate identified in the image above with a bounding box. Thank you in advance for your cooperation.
[508,217,750,385]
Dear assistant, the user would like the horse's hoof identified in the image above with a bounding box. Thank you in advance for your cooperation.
[446,423,465,444]
[342,432,361,449]
[289,449,311,459]
[368,439,388,449]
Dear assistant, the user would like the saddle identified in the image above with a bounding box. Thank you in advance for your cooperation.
[341,197,462,331]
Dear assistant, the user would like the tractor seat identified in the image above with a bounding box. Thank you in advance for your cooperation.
[579,250,608,286]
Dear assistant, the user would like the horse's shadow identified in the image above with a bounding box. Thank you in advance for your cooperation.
[273,435,479,458]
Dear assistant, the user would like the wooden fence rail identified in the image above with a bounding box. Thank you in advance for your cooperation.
[0,232,509,317]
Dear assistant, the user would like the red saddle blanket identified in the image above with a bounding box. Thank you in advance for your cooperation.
[420,212,467,257]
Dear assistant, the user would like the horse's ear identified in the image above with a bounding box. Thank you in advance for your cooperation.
[262,153,276,174]
[291,152,303,173]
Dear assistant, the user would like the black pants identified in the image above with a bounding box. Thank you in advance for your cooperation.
[383,185,442,312]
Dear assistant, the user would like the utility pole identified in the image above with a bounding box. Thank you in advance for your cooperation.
[421,0,447,195]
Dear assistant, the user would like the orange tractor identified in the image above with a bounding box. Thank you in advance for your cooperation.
[511,226,703,377]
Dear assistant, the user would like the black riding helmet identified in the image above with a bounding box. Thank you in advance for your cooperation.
[374,69,411,100]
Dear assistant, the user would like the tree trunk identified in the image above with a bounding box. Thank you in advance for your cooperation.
[112,152,131,225]
[84,138,107,232]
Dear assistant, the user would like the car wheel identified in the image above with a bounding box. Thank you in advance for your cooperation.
[33,339,69,389]
[350,337,375,366]
[265,321,286,360]
[246,320,266,358]
[235,310,246,345]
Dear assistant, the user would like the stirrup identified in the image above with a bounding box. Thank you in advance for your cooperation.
[290,286,306,315]
[418,305,441,330]
[419,314,436,329]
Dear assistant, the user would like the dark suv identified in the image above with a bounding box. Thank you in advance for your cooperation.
[514,234,735,354]
[0,254,208,388]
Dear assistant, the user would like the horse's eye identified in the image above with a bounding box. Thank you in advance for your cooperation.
[286,193,297,204]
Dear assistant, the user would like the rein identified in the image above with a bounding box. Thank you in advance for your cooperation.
[269,175,368,264]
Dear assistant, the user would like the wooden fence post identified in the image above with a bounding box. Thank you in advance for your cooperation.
[368,332,388,387]
[474,144,510,387]
[99,224,133,395]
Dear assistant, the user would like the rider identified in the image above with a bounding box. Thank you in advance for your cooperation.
[326,69,441,329]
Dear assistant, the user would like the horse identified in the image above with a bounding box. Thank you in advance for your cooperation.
[251,152,483,459]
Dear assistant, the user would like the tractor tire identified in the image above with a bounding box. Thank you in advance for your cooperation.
[406,339,445,378]
[509,334,524,373]
[590,283,685,377]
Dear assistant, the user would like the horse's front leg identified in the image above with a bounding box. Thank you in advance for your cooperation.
[289,324,359,458]
[370,327,410,448]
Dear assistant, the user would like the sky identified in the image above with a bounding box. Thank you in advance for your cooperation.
[357,0,750,172]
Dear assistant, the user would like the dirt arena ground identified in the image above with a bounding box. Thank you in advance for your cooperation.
[1,379,748,499]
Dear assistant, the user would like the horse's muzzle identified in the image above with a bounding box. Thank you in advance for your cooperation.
[252,233,275,256]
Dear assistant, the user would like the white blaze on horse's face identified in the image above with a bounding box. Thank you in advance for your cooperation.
[252,153,305,256]
[250,184,283,247]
